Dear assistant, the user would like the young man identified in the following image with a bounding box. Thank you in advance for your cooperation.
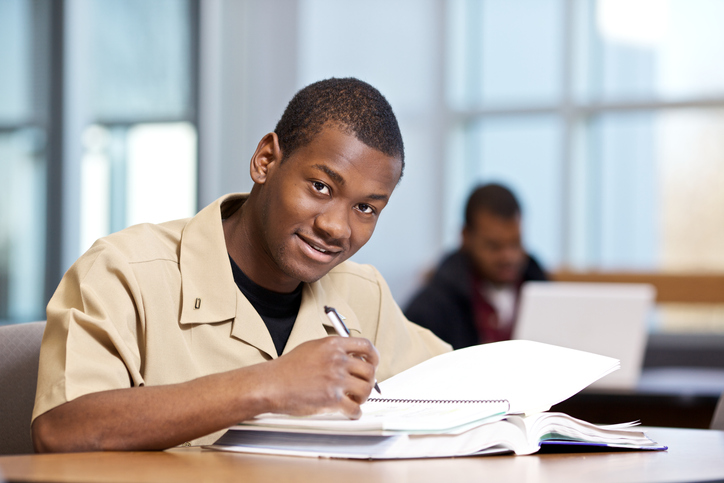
[32,78,450,452]
[404,183,547,349]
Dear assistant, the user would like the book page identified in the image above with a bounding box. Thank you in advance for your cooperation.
[377,340,619,414]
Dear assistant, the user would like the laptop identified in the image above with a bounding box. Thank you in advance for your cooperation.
[513,281,656,390]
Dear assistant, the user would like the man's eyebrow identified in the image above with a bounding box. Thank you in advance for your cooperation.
[312,164,345,186]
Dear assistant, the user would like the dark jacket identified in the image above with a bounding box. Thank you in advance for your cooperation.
[404,250,547,350]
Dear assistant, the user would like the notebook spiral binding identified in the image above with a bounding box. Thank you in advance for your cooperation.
[368,398,509,405]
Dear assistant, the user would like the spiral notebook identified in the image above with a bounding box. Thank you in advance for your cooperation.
[243,398,510,434]
[229,340,620,435]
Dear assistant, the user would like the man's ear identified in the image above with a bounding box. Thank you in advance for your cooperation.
[250,132,283,185]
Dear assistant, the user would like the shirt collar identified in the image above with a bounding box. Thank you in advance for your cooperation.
[177,193,362,359]
[178,193,242,326]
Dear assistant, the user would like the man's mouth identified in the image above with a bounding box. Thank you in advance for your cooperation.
[296,234,342,260]
[308,242,329,253]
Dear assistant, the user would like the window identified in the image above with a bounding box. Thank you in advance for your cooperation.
[447,0,724,332]
[72,0,198,254]
[0,0,51,323]
[0,0,198,325]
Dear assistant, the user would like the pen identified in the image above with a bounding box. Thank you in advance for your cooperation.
[324,305,382,394]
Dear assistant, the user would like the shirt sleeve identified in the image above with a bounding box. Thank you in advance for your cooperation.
[32,240,146,422]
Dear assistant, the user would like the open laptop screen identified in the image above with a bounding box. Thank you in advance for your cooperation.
[513,282,656,390]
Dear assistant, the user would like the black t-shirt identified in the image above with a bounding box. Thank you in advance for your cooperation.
[228,255,301,356]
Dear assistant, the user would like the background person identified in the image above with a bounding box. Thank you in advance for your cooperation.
[404,183,547,349]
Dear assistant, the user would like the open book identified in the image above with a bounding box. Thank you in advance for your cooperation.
[208,340,666,458]
[210,412,665,459]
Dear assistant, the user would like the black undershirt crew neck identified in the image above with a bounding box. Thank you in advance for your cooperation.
[228,255,302,356]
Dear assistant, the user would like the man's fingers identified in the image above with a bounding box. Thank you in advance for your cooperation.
[265,336,380,419]
[336,337,380,367]
[345,356,377,386]
[337,398,363,419]
[338,377,376,417]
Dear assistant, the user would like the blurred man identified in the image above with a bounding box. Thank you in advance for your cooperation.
[404,183,547,349]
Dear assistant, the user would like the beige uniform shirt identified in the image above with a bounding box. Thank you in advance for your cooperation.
[33,193,451,445]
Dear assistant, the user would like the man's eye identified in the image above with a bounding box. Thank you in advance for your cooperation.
[313,181,329,195]
[357,203,374,214]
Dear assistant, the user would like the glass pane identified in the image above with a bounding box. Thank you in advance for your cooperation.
[657,110,724,272]
[0,0,49,324]
[0,0,33,123]
[87,0,192,119]
[581,0,724,101]
[74,0,198,256]
[0,130,47,323]
[79,125,112,252]
[79,123,197,254]
[126,122,197,226]
[570,109,724,273]
[447,116,563,268]
[448,0,564,108]
[569,113,659,270]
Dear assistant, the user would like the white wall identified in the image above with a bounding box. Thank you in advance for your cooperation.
[199,0,301,202]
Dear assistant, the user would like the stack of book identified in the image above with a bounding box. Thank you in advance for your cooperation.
[207,340,667,459]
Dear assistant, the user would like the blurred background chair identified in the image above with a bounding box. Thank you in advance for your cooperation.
[711,391,724,431]
[0,321,46,455]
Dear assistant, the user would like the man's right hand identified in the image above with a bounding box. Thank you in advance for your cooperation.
[260,336,380,419]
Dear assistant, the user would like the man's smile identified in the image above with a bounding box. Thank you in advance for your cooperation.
[295,233,343,262]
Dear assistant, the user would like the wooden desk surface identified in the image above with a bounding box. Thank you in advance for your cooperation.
[2,427,723,483]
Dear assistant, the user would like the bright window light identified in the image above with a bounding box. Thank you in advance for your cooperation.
[596,0,670,47]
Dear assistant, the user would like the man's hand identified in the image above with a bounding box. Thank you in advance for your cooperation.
[262,336,380,419]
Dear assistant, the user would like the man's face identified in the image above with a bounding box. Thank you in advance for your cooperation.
[462,210,526,285]
[254,126,401,290]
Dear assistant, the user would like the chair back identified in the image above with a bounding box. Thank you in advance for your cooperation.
[0,321,46,454]
[712,391,724,430]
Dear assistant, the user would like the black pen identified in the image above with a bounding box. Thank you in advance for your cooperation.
[324,305,382,394]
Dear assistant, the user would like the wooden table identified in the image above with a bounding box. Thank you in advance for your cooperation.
[2,427,724,483]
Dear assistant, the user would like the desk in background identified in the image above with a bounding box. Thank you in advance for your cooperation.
[553,367,724,429]
[554,332,724,429]
[553,389,719,429]
[1,428,723,483]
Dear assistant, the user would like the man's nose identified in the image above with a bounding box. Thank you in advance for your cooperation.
[501,244,522,262]
[315,203,352,241]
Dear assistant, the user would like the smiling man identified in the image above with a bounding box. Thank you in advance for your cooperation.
[31,78,451,452]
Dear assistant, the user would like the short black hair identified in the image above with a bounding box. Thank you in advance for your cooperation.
[274,77,405,178]
[464,183,521,228]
